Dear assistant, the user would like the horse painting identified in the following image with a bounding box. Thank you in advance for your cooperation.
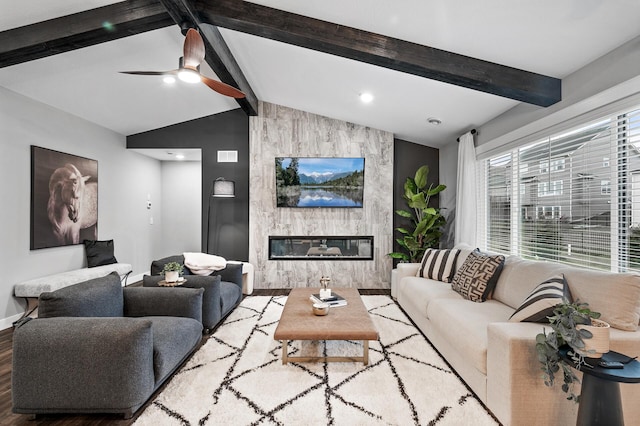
[47,163,97,245]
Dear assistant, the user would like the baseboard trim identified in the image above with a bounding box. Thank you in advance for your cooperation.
[0,312,23,331]
[126,271,148,286]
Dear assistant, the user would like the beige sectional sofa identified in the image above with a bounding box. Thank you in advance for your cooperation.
[393,246,640,426]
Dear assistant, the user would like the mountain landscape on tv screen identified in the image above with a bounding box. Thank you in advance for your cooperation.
[298,171,352,184]
[275,157,365,208]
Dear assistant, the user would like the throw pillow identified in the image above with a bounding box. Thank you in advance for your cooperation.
[83,239,118,268]
[416,248,461,283]
[451,250,505,302]
[509,274,572,322]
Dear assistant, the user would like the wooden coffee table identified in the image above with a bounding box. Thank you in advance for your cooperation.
[274,287,379,365]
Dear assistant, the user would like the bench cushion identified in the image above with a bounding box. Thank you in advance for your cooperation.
[14,263,132,298]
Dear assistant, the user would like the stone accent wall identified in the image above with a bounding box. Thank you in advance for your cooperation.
[249,102,393,289]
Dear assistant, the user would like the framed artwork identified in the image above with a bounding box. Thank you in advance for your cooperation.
[31,146,98,250]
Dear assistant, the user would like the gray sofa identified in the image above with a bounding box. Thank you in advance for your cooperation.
[12,272,204,419]
[143,255,243,333]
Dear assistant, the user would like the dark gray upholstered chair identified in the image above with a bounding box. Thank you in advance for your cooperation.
[12,272,204,419]
[143,255,243,333]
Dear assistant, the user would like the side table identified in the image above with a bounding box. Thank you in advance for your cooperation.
[560,347,640,426]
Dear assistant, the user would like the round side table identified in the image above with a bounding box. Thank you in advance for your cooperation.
[560,347,640,426]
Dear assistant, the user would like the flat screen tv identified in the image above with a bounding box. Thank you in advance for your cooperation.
[275,157,365,208]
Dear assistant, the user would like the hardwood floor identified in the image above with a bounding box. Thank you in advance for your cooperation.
[0,288,389,425]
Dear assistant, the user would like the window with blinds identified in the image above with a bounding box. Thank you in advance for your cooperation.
[479,106,640,273]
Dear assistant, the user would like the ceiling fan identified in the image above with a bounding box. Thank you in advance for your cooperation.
[120,28,246,99]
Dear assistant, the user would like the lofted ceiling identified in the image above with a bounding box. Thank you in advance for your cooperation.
[1,0,640,149]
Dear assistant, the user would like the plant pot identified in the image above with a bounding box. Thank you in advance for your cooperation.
[165,271,180,283]
[576,318,610,358]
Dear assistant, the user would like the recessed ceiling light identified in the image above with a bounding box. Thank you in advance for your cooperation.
[175,153,185,160]
[163,76,176,84]
[427,117,442,126]
[360,92,374,103]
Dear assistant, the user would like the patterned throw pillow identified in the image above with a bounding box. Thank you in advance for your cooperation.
[509,275,572,322]
[416,248,461,283]
[451,250,505,302]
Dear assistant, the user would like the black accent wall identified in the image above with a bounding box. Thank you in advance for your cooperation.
[393,138,440,264]
[127,109,250,261]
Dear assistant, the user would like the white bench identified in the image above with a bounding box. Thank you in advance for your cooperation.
[14,263,132,318]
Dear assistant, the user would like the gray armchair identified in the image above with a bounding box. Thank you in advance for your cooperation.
[143,255,243,333]
[12,272,204,419]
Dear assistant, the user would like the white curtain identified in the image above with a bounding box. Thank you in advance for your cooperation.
[455,131,477,246]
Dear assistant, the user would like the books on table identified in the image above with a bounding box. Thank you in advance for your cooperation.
[310,292,348,307]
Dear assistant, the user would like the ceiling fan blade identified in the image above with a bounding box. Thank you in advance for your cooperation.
[183,28,205,69]
[119,70,178,76]
[201,75,246,98]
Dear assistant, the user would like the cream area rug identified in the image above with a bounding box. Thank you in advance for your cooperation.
[134,296,499,426]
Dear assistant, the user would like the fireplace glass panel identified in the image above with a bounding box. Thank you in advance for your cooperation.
[269,236,374,260]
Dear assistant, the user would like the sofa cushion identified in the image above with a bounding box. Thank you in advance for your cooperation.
[83,239,118,268]
[564,269,640,331]
[493,256,566,309]
[146,316,202,385]
[451,250,505,302]
[509,275,572,322]
[428,298,514,374]
[399,277,463,318]
[417,248,460,283]
[39,272,124,318]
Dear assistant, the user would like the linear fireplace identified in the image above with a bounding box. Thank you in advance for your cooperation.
[268,236,374,261]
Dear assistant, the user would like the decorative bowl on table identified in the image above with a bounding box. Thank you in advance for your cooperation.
[312,302,330,316]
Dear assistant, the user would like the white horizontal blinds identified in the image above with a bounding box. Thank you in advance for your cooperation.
[485,153,512,253]
[620,108,640,272]
[540,119,613,270]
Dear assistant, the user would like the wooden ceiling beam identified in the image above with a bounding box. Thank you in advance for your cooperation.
[158,0,258,116]
[0,0,173,68]
[194,0,561,107]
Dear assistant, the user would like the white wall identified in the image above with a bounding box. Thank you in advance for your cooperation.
[477,35,640,155]
[0,87,163,328]
[160,161,202,256]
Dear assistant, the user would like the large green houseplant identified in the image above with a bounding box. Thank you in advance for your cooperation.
[388,165,446,263]
[535,301,602,403]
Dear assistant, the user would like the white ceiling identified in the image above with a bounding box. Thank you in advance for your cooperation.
[1,0,640,149]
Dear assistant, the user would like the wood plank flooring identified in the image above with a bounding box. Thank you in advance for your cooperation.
[0,288,389,425]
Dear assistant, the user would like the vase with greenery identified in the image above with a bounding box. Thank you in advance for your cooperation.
[162,262,184,283]
[388,165,446,263]
[535,301,602,403]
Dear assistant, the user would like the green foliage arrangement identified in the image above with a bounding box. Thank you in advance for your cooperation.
[535,301,600,403]
[162,262,184,274]
[388,165,446,263]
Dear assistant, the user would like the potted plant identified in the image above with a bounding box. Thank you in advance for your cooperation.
[535,301,608,402]
[388,165,446,263]
[162,262,184,283]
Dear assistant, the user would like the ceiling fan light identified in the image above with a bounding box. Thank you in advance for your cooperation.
[163,76,176,84]
[178,69,201,84]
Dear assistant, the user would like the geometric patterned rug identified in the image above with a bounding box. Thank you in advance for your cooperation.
[134,296,500,426]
